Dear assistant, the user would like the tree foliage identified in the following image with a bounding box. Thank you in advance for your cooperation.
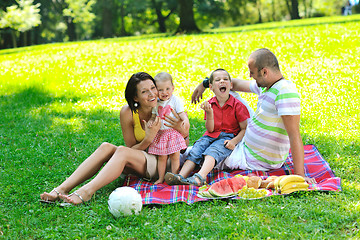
[0,0,41,47]
[63,0,96,40]
[0,0,351,49]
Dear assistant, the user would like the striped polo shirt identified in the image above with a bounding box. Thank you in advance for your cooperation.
[244,79,301,170]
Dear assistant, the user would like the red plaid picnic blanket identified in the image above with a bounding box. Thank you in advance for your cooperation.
[122,145,341,205]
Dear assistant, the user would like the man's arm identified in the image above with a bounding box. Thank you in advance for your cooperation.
[191,78,252,104]
[191,82,206,104]
[281,115,316,183]
[281,115,304,176]
[231,78,252,93]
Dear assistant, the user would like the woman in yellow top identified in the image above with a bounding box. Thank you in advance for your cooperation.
[40,72,189,205]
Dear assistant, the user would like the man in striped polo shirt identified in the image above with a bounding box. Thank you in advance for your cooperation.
[192,48,315,183]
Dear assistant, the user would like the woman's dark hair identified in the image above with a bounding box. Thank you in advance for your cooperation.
[125,72,156,112]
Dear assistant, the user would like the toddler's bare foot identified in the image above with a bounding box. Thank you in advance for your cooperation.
[40,188,68,202]
[154,179,164,184]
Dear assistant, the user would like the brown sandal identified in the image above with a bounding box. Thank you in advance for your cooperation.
[186,173,207,187]
[164,172,189,185]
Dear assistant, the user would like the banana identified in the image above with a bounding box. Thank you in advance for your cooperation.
[235,174,249,183]
[280,187,309,194]
[274,175,287,191]
[278,175,305,187]
[266,181,275,189]
[280,182,309,193]
[266,176,278,182]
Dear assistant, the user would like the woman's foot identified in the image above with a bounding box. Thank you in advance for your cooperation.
[40,188,67,202]
[59,189,92,205]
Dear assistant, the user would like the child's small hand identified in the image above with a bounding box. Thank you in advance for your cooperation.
[224,140,236,150]
[147,119,154,128]
[200,101,213,113]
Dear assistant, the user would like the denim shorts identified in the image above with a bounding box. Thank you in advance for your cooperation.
[187,132,235,165]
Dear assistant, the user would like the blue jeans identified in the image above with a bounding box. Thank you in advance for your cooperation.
[187,132,235,165]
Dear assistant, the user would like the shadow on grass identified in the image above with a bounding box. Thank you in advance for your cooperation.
[0,85,80,108]
[0,86,206,198]
[0,87,119,195]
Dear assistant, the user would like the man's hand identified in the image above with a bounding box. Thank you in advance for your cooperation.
[304,177,317,184]
[191,82,206,104]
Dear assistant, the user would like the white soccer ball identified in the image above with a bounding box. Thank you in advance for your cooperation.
[108,187,143,217]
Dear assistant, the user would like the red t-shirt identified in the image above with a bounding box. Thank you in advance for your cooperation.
[204,94,250,138]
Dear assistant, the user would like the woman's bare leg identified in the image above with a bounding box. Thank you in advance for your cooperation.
[40,142,117,201]
[60,146,148,205]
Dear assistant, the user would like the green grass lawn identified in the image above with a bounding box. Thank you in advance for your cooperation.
[1,15,359,239]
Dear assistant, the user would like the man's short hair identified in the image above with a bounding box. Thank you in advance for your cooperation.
[250,48,280,71]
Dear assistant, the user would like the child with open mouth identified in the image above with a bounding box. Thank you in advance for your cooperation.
[165,68,250,187]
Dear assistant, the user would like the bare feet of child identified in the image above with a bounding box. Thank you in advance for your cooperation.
[154,178,164,184]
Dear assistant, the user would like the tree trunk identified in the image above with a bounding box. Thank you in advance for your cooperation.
[291,0,300,19]
[285,0,292,17]
[32,27,39,45]
[272,0,276,21]
[0,31,13,50]
[151,0,166,33]
[308,0,313,17]
[11,30,17,48]
[284,0,300,19]
[66,16,77,41]
[177,0,200,33]
[257,0,263,23]
[23,31,28,46]
[302,0,307,18]
[102,0,114,38]
[119,1,127,36]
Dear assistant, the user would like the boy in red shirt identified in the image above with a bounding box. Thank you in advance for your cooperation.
[165,69,250,186]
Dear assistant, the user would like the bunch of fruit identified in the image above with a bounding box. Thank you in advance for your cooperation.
[197,176,247,198]
[274,175,309,194]
[198,174,310,199]
[237,186,268,199]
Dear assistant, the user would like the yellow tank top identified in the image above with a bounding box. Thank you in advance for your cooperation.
[133,111,145,142]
